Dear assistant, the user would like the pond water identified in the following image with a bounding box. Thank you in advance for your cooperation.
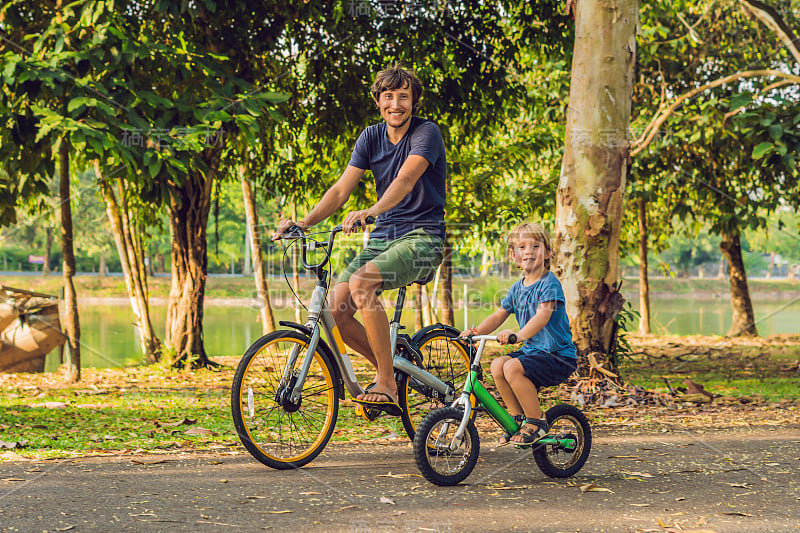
[43,296,800,371]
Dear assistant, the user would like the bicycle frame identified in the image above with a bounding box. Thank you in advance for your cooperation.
[280,224,454,405]
[447,335,574,451]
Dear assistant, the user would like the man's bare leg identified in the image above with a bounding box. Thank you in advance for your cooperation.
[329,283,376,366]
[348,263,396,403]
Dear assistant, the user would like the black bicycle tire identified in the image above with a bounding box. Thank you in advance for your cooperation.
[532,403,592,478]
[413,407,480,486]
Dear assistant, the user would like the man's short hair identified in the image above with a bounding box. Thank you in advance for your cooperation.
[371,65,423,112]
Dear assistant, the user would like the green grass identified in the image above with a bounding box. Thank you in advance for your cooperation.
[618,340,800,402]
[3,334,799,460]
[0,360,408,460]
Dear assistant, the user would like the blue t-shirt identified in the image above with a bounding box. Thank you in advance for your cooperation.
[500,271,577,360]
[348,116,446,241]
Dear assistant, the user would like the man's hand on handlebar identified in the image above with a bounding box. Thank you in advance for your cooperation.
[272,218,308,241]
[342,209,376,236]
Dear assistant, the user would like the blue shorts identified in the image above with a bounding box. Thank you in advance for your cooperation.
[507,350,577,389]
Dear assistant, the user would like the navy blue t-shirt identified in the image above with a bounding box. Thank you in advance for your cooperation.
[501,272,577,360]
[348,117,446,240]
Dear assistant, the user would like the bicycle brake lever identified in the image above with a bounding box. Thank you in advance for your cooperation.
[280,224,304,239]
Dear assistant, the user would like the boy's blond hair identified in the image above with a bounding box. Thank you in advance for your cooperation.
[507,222,552,270]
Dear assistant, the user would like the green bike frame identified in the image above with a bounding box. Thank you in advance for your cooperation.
[449,336,575,451]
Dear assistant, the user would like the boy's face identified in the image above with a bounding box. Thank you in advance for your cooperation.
[376,83,413,129]
[510,235,550,275]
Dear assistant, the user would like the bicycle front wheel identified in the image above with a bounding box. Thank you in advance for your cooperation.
[398,329,473,441]
[231,330,340,469]
[413,407,480,486]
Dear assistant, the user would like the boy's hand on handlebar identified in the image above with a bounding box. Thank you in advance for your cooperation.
[496,329,518,345]
[459,326,478,339]
[342,209,375,235]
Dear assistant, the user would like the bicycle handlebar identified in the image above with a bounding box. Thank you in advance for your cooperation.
[278,216,376,272]
[459,333,517,344]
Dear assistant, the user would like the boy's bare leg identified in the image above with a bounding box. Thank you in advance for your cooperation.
[330,283,376,366]
[347,263,396,402]
[490,356,523,416]
[503,358,543,418]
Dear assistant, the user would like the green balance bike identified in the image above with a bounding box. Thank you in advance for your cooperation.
[413,334,591,486]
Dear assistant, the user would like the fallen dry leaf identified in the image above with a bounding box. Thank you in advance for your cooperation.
[625,471,654,478]
[184,427,216,436]
[335,505,357,512]
[130,459,167,465]
[379,496,395,505]
[580,484,613,493]
[264,510,292,514]
[27,401,68,409]
[377,471,420,478]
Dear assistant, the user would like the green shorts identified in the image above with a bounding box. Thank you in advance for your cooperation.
[338,228,445,291]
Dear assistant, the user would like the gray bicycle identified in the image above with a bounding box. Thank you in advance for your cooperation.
[231,219,473,469]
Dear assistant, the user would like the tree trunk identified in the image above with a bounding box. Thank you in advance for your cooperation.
[719,228,758,337]
[100,165,161,362]
[166,167,214,367]
[43,227,52,276]
[59,140,80,383]
[98,255,107,277]
[553,0,638,377]
[636,197,651,335]
[438,232,455,326]
[765,251,775,279]
[240,169,276,335]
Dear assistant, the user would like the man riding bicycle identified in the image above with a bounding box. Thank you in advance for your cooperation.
[273,65,446,415]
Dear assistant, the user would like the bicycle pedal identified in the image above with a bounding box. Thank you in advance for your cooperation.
[355,403,382,422]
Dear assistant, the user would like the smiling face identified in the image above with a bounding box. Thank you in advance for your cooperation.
[510,234,551,277]
[370,66,423,129]
[376,84,413,130]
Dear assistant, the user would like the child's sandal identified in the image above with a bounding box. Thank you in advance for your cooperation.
[513,418,549,448]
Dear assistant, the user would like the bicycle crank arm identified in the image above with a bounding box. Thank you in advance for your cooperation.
[535,436,577,449]
[392,356,454,401]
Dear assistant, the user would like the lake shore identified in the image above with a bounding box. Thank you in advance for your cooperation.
[4,273,800,304]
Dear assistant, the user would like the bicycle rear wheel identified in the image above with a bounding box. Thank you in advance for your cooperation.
[398,329,473,441]
[231,330,340,469]
[532,403,592,478]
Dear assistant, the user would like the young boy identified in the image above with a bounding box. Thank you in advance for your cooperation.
[462,222,576,446]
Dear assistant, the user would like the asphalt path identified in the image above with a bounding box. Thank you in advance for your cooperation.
[1,427,799,532]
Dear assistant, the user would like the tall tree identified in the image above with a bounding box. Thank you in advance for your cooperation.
[630,0,800,338]
[553,0,639,375]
